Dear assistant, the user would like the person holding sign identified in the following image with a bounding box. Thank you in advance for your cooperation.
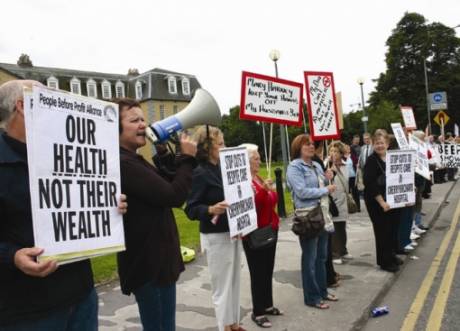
[116,98,197,331]
[239,143,281,328]
[0,80,127,330]
[363,131,402,272]
[286,134,337,310]
[185,126,245,331]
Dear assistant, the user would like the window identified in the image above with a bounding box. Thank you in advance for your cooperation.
[159,105,165,119]
[115,80,125,98]
[70,77,81,95]
[168,76,177,94]
[47,76,59,89]
[181,78,190,96]
[135,81,143,100]
[173,105,178,114]
[86,79,97,98]
[101,80,112,99]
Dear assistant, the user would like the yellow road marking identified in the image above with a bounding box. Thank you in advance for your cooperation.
[426,229,460,330]
[401,201,460,331]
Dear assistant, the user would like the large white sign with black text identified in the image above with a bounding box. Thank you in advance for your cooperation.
[25,86,125,264]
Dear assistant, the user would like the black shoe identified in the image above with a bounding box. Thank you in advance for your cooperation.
[381,264,399,273]
[394,257,404,265]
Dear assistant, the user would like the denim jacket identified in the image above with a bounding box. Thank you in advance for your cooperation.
[286,158,329,209]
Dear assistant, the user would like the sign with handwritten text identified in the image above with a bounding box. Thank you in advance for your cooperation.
[240,71,303,126]
[304,71,340,140]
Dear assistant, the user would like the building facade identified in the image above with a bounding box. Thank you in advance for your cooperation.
[0,54,202,161]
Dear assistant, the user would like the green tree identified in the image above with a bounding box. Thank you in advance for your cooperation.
[369,12,460,134]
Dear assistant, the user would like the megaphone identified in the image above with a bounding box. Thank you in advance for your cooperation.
[145,88,221,143]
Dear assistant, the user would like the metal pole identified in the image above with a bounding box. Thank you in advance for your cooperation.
[424,58,432,135]
[274,61,289,173]
[359,82,367,133]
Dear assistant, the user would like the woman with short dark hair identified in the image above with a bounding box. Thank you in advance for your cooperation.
[286,134,338,309]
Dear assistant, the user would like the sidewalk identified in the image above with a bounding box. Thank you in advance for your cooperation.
[97,180,457,331]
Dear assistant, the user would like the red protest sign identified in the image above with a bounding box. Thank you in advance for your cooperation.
[304,71,340,140]
[240,71,303,126]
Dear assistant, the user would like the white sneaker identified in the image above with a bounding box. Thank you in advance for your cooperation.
[410,232,421,240]
[342,254,354,260]
[411,241,418,247]
[413,226,426,235]
[404,244,415,251]
[333,258,343,265]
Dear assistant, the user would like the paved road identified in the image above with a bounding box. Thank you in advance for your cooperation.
[97,180,457,331]
[363,180,460,331]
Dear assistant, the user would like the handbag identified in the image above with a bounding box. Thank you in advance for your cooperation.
[335,168,358,214]
[291,205,325,238]
[248,225,277,250]
[329,195,339,217]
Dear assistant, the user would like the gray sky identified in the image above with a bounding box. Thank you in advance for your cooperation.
[1,0,459,115]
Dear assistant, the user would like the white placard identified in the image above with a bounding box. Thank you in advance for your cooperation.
[391,123,410,150]
[304,71,340,140]
[219,147,257,237]
[240,71,303,126]
[409,135,431,180]
[386,150,416,209]
[26,86,125,264]
[400,106,417,129]
[438,144,460,168]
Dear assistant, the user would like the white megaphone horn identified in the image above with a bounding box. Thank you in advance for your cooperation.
[145,88,221,143]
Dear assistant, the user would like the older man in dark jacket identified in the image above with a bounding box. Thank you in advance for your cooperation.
[0,80,129,330]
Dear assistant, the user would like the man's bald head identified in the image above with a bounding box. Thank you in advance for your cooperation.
[0,80,42,129]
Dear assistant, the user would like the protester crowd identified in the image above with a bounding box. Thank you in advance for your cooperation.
[1,79,459,331]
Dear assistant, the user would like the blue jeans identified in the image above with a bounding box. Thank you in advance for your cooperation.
[399,206,413,249]
[299,230,328,305]
[133,282,176,331]
[0,288,98,331]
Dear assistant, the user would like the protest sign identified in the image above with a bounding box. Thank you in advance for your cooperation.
[438,144,460,168]
[240,71,303,126]
[409,135,431,180]
[391,123,410,150]
[26,86,125,264]
[400,106,417,130]
[386,150,416,209]
[219,147,257,237]
[304,71,340,140]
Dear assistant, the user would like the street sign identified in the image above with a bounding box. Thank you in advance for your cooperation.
[433,110,450,126]
[429,91,448,111]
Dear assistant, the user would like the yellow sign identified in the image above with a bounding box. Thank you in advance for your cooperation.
[434,110,450,126]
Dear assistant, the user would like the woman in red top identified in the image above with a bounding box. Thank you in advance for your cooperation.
[239,143,281,328]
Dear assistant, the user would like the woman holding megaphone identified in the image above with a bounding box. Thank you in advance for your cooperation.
[185,126,245,331]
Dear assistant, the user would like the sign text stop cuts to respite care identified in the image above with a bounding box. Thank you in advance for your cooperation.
[25,86,125,263]
[386,149,416,209]
[219,147,257,238]
[240,71,303,126]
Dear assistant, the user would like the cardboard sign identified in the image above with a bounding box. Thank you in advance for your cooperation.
[409,135,431,180]
[438,144,460,168]
[219,147,258,237]
[386,150,416,209]
[400,106,417,130]
[240,71,303,126]
[25,86,125,264]
[304,71,340,140]
[391,123,410,150]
